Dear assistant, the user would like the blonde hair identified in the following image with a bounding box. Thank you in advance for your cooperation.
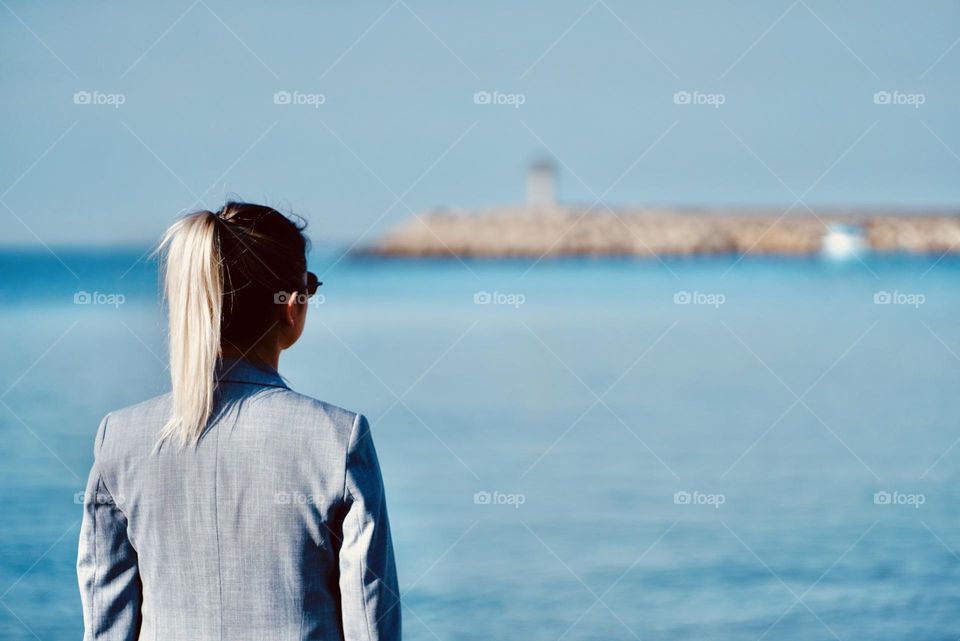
[155,203,310,446]
[156,211,223,446]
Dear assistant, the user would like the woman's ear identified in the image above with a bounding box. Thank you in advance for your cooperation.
[284,291,301,326]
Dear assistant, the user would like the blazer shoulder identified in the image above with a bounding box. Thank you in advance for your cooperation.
[273,388,361,438]
[92,393,171,460]
[106,393,172,430]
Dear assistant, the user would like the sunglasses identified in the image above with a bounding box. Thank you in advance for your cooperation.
[305,272,322,297]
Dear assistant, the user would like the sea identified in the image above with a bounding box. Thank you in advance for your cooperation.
[0,246,958,640]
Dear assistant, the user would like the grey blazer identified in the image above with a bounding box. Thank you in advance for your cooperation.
[77,358,400,641]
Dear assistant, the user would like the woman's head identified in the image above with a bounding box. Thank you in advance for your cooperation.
[156,201,316,445]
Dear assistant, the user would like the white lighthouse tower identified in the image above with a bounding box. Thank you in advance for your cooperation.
[526,159,556,207]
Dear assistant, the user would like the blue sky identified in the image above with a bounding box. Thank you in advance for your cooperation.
[1,0,958,245]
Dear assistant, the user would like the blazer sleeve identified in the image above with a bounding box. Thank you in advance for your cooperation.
[339,414,401,641]
[77,414,142,641]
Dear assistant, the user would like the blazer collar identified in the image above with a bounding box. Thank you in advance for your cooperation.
[216,357,289,389]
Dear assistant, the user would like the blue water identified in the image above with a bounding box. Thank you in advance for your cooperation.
[1,247,959,640]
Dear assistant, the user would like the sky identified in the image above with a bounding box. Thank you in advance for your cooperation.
[1,0,958,246]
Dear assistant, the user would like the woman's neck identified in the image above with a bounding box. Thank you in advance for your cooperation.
[221,341,280,370]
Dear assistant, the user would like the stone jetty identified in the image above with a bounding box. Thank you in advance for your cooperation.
[362,206,960,258]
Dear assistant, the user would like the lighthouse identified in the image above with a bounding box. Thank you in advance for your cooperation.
[526,159,556,207]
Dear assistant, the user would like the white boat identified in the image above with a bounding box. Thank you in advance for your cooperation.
[821,223,867,260]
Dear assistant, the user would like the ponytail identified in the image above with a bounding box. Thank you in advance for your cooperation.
[156,211,223,446]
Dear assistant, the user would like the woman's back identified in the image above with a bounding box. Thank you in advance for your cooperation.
[78,359,399,641]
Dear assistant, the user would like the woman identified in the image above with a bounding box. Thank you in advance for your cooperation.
[77,203,400,641]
